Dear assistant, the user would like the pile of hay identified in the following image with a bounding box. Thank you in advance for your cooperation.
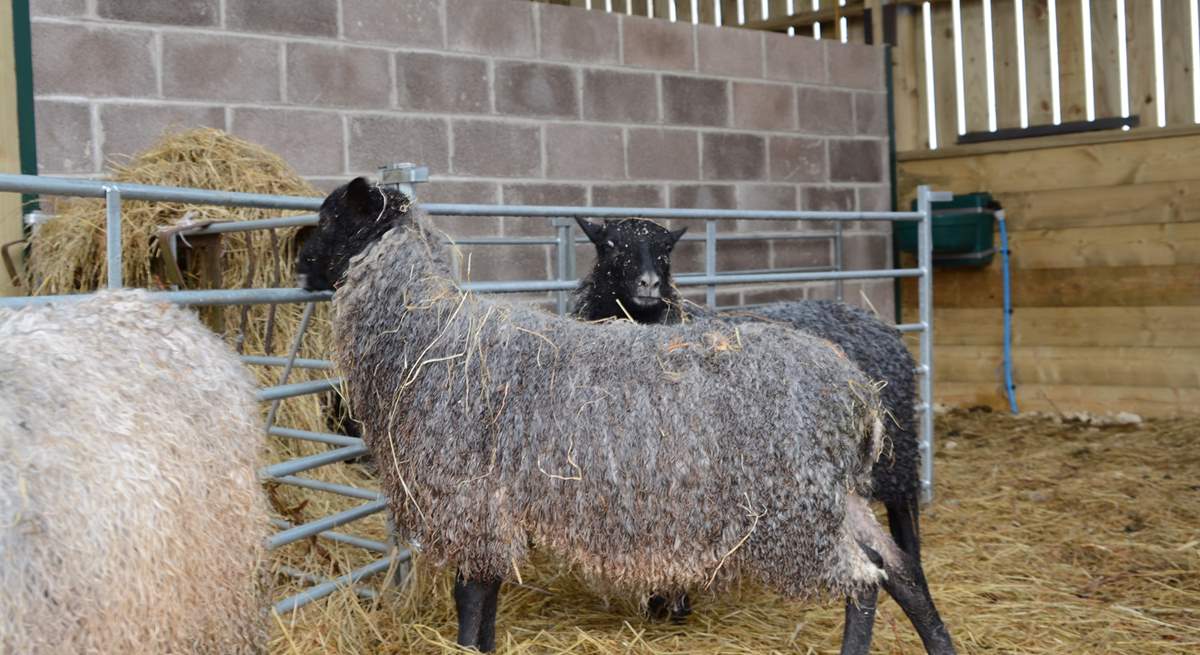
[23,129,378,599]
[269,410,1200,654]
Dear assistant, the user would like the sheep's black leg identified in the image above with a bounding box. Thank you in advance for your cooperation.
[454,570,501,651]
[647,591,692,623]
[647,593,670,620]
[840,586,879,655]
[885,495,923,565]
[476,577,502,652]
[669,591,692,624]
[862,543,956,655]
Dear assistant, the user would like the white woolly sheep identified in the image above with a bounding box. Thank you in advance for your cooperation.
[0,290,270,655]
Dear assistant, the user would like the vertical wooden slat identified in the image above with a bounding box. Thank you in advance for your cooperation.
[869,0,883,44]
[720,0,740,24]
[1162,0,1195,126]
[993,0,1024,128]
[1126,0,1160,129]
[847,18,866,43]
[676,0,696,22]
[1055,0,1087,122]
[960,0,990,133]
[1025,0,1056,126]
[933,2,960,144]
[768,0,790,23]
[1090,0,1121,120]
[894,4,926,150]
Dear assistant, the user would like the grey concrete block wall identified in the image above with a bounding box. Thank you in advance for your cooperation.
[29,0,894,316]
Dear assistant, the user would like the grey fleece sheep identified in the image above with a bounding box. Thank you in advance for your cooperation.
[322,181,957,653]
[335,208,889,595]
[0,290,269,655]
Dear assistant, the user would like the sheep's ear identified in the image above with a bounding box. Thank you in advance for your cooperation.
[669,227,688,249]
[576,218,607,248]
[344,177,374,214]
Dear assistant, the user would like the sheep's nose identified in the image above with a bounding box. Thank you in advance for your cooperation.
[636,272,660,296]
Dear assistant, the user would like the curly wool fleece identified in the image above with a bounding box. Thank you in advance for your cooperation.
[0,291,269,655]
[713,301,920,505]
[333,207,894,600]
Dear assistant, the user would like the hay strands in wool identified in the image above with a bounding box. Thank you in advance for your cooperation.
[536,434,583,483]
[705,493,768,590]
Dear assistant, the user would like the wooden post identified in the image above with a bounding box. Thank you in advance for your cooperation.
[0,1,24,296]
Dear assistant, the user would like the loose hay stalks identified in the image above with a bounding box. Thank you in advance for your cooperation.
[269,411,1200,654]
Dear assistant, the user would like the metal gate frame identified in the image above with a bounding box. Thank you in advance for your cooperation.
[0,171,947,613]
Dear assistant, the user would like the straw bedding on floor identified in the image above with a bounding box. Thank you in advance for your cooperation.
[269,409,1199,654]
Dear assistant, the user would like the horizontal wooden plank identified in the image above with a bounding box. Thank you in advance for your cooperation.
[900,263,1200,308]
[901,306,1200,348]
[897,124,1200,163]
[899,132,1200,196]
[933,382,1200,418]
[1008,222,1200,269]
[933,345,1200,389]
[998,180,1200,231]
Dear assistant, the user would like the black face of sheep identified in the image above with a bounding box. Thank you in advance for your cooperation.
[573,218,686,323]
[296,177,409,291]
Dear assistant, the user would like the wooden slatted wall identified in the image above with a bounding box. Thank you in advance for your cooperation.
[898,131,1200,417]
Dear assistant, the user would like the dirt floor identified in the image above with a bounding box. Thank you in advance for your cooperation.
[269,410,1200,654]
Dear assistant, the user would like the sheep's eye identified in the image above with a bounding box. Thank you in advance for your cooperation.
[605,240,614,248]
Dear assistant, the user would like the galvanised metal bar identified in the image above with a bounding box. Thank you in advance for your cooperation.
[267,498,389,550]
[242,355,334,370]
[896,322,926,333]
[0,173,321,211]
[915,185,950,505]
[276,566,379,602]
[270,475,380,502]
[104,186,122,289]
[274,556,398,615]
[269,518,389,554]
[256,377,342,402]
[259,444,369,478]
[704,220,717,308]
[266,301,316,429]
[0,267,916,309]
[0,287,331,309]
[267,426,361,448]
[833,221,844,302]
[424,202,924,222]
[456,266,923,295]
[182,214,318,233]
[429,232,847,246]
[554,218,571,315]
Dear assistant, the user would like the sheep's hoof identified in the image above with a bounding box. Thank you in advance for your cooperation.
[646,593,671,621]
[646,593,692,624]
